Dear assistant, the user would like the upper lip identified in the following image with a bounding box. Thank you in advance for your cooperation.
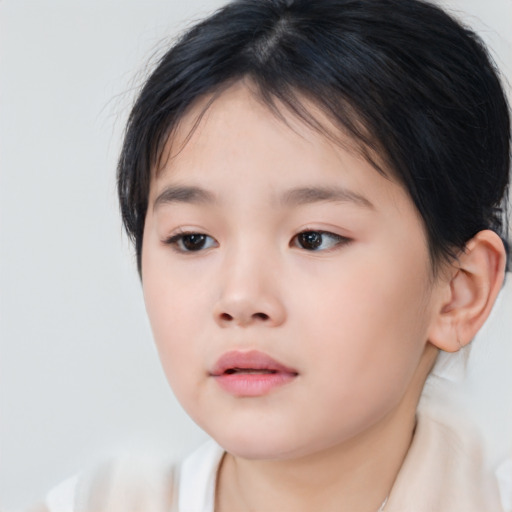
[210,350,298,376]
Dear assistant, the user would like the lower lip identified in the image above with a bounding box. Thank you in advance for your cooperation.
[213,372,296,397]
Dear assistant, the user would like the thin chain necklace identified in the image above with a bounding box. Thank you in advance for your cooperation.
[377,496,388,512]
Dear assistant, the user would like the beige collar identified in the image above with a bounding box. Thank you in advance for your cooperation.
[385,411,503,512]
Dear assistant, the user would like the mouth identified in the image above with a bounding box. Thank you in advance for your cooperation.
[211,349,298,376]
[224,368,278,375]
[210,350,298,397]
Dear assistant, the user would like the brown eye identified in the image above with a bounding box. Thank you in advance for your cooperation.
[165,233,217,252]
[298,231,323,250]
[181,234,208,251]
[293,230,348,251]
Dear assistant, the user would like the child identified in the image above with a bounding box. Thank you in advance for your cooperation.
[43,0,510,510]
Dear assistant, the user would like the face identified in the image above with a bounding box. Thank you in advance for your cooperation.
[142,82,441,460]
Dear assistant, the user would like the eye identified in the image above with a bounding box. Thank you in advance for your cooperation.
[164,232,217,252]
[292,230,349,251]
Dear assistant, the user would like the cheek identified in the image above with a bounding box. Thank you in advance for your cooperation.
[142,245,210,397]
[295,246,432,405]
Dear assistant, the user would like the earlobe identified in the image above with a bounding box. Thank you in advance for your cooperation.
[428,230,506,353]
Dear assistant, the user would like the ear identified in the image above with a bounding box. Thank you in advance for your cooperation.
[428,230,506,353]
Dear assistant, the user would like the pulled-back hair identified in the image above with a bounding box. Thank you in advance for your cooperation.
[117,0,510,275]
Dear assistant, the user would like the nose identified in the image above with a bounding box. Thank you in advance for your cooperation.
[213,250,286,328]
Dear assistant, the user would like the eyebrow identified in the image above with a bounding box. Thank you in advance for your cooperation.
[153,184,374,211]
[280,186,374,209]
[153,185,216,210]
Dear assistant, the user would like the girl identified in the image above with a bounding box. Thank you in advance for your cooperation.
[43,0,510,510]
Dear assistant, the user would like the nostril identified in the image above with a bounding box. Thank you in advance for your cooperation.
[217,311,271,325]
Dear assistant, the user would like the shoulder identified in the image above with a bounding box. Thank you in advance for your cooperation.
[42,441,224,512]
[386,409,509,512]
[43,455,173,512]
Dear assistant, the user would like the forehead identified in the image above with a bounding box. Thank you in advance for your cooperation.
[158,84,380,177]
[151,83,410,216]
[158,80,389,173]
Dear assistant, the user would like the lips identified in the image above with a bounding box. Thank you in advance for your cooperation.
[210,350,298,397]
[211,350,298,376]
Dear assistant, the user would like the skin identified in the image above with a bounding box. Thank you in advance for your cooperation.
[141,82,505,511]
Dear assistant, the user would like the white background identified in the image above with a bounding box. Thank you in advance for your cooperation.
[0,1,511,509]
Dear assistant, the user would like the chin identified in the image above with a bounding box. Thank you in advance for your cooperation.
[204,423,300,460]
[209,423,337,461]
[222,439,301,460]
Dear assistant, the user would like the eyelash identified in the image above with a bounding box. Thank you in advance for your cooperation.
[163,229,351,253]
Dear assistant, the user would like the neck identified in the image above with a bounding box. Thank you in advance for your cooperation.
[215,344,438,512]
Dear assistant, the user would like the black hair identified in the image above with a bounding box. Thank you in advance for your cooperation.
[117,0,511,275]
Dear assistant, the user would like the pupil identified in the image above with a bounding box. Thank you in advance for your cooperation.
[183,234,206,250]
[300,232,322,249]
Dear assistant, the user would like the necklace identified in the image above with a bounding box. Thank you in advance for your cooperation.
[377,496,389,512]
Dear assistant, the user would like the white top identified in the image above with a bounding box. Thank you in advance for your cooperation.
[177,441,224,512]
[45,412,511,512]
